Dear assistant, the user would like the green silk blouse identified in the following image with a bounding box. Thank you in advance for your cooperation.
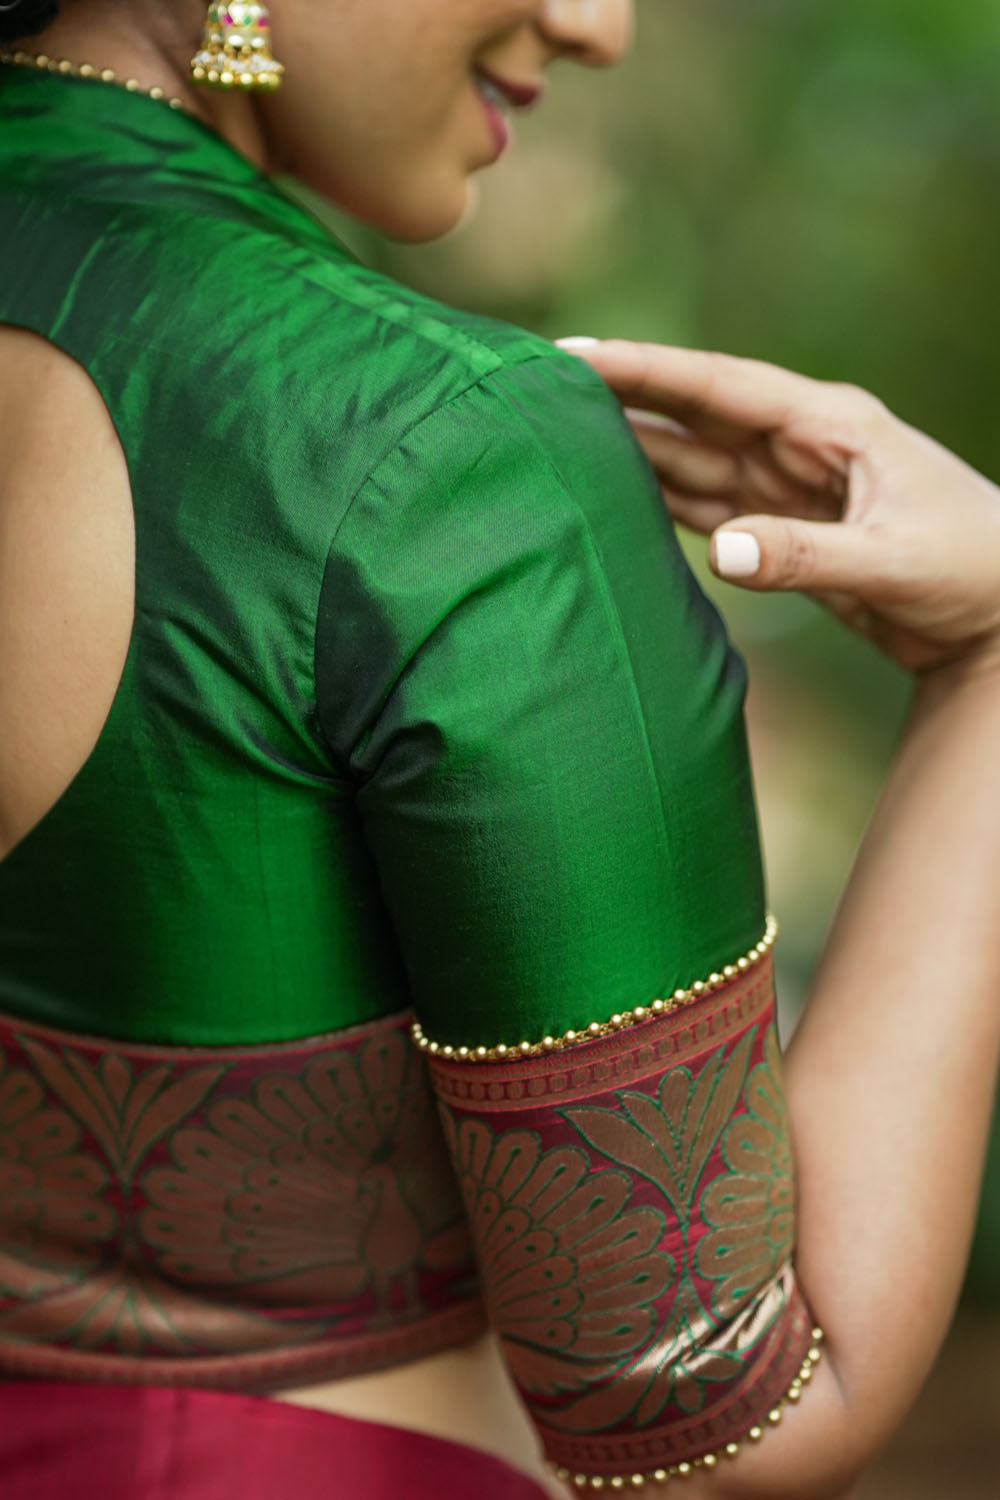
[0,69,766,1052]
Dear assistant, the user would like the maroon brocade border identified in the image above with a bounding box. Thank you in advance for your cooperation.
[428,953,814,1475]
[430,954,775,1112]
[0,1007,484,1389]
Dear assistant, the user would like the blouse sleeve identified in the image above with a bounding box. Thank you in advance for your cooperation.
[316,351,821,1487]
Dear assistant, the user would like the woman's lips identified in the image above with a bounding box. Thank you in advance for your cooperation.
[479,70,544,111]
[473,69,544,161]
[480,96,511,159]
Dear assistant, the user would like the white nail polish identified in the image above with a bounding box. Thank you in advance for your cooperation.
[555,336,601,351]
[715,531,761,579]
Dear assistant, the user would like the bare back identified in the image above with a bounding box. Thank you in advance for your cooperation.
[0,326,134,856]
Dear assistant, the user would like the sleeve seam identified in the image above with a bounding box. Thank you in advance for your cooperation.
[311,350,568,768]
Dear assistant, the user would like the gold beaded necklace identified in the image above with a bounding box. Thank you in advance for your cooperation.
[0,48,188,112]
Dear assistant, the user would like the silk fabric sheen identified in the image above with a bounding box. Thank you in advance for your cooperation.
[0,69,765,1054]
[0,1006,483,1385]
[0,1382,550,1499]
[429,952,813,1477]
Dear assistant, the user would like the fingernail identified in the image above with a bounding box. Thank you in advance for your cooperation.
[715,531,761,579]
[555,336,602,351]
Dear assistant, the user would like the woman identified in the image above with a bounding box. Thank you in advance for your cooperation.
[0,1,998,1496]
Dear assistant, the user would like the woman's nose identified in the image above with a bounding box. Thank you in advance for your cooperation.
[539,0,634,67]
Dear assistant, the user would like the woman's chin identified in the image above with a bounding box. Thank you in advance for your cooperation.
[303,167,479,245]
[372,178,480,245]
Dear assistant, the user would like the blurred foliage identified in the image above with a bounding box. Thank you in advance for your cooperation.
[317,0,1000,1299]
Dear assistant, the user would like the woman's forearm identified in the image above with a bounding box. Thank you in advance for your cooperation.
[785,650,1000,1456]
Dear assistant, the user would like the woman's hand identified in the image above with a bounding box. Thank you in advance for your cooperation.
[559,339,1000,673]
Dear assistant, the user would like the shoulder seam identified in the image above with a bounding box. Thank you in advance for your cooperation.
[311,354,556,768]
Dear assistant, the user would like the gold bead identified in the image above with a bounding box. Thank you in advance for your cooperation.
[808,1347,821,1364]
[554,1470,569,1483]
[35,53,49,66]
[191,65,206,81]
[169,98,184,108]
[748,1426,763,1442]
[590,1480,605,1491]
[724,1443,740,1458]
[652,1471,668,1485]
[401,915,779,1060]
[812,1327,824,1343]
[239,71,254,87]
[768,1408,782,1425]
[124,76,140,90]
[702,1454,717,1468]
[610,1479,625,1491]
[573,1479,588,1491]
[100,67,115,81]
[441,1045,454,1058]
[787,1386,801,1402]
[631,1477,645,1488]
[149,85,164,98]
[676,1462,691,1477]
[58,58,72,73]
[799,1364,813,1382]
[429,1042,440,1055]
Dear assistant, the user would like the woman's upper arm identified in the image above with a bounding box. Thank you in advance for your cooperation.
[317,352,765,1047]
[316,351,827,1491]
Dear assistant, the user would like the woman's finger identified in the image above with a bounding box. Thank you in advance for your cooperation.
[709,514,882,594]
[627,413,742,496]
[662,491,740,535]
[628,415,839,522]
[560,339,823,434]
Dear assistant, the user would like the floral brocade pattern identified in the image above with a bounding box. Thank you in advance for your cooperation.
[430,953,814,1476]
[0,1011,483,1386]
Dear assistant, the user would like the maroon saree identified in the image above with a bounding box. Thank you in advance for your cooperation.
[0,1382,550,1499]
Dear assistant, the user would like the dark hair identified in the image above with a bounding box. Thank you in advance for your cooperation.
[0,0,60,45]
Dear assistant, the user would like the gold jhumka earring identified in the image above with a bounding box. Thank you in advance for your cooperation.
[190,1,284,90]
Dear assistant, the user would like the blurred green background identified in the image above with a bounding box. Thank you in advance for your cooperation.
[328,0,1000,1332]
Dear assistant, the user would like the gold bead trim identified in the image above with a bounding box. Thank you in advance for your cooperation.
[549,1326,823,1490]
[412,915,778,1064]
[0,51,187,112]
